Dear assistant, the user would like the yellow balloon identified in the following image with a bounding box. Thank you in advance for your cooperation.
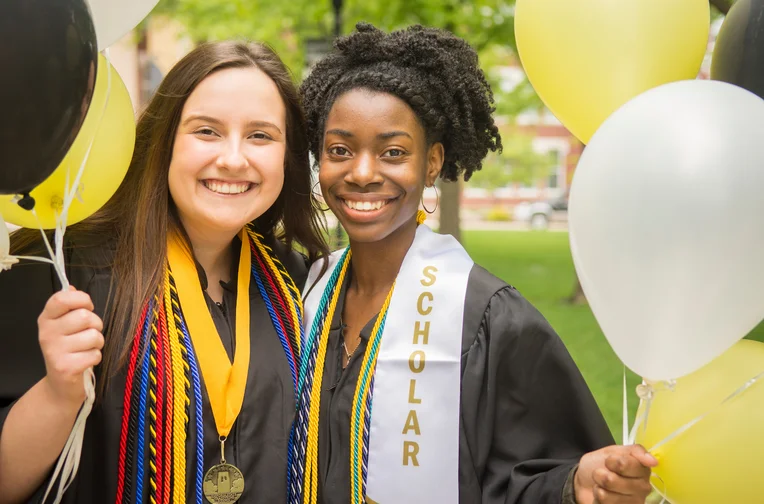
[634,339,764,504]
[515,0,710,144]
[0,54,135,228]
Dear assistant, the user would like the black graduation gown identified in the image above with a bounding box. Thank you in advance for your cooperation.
[0,235,308,504]
[313,264,615,504]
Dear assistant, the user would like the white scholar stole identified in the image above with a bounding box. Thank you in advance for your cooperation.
[303,224,473,503]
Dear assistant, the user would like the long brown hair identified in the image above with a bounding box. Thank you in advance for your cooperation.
[11,41,328,392]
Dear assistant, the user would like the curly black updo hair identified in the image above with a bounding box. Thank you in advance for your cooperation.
[300,22,502,182]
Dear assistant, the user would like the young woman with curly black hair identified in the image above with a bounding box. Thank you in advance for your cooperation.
[289,23,656,504]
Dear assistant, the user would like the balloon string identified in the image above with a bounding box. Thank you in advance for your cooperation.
[651,472,668,504]
[61,50,112,226]
[628,379,674,445]
[31,209,68,289]
[41,49,113,504]
[10,255,55,266]
[623,377,670,503]
[622,368,628,445]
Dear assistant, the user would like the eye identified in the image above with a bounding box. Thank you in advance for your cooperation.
[249,131,273,141]
[382,148,406,158]
[328,146,350,156]
[195,127,218,137]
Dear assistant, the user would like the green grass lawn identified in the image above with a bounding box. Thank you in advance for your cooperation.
[462,230,764,442]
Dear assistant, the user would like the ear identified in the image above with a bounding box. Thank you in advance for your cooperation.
[425,142,444,187]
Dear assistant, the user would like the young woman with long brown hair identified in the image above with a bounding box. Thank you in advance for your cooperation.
[0,41,326,504]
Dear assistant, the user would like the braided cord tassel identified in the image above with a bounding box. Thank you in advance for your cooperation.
[165,267,188,504]
[350,286,394,503]
[250,247,297,389]
[157,298,173,503]
[172,278,204,504]
[135,300,154,503]
[115,304,149,504]
[247,227,303,349]
[148,298,161,504]
[296,249,351,396]
[289,249,350,504]
[303,253,351,504]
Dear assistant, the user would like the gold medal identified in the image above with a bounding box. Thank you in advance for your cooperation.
[203,464,245,504]
[203,437,245,504]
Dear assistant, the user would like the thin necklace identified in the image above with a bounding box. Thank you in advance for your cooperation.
[340,316,361,364]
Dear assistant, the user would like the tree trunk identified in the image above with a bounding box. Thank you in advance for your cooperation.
[136,27,149,106]
[710,0,734,14]
[568,277,587,305]
[439,180,461,242]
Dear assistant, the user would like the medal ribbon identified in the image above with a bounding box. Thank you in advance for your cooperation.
[167,229,251,438]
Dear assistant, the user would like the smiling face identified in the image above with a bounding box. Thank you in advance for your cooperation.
[319,89,443,244]
[168,66,287,242]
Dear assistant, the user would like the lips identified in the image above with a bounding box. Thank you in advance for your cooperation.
[202,180,254,195]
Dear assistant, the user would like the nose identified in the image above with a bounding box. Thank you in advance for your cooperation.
[216,138,248,172]
[345,152,383,188]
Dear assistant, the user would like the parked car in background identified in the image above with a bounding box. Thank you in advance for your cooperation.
[513,193,568,230]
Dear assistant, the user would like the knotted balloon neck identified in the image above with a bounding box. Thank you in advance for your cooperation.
[626,379,675,445]
[636,379,676,402]
[17,192,35,211]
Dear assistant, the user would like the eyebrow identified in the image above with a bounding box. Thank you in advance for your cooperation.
[378,131,412,140]
[183,115,283,134]
[183,115,222,127]
[325,128,413,140]
[325,128,353,138]
[247,120,283,134]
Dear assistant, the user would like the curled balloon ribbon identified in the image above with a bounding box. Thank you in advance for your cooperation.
[623,367,764,504]
[0,220,59,272]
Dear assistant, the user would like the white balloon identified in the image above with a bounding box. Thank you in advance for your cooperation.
[87,0,159,50]
[569,79,764,381]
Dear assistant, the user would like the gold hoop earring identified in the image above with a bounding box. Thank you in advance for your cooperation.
[421,185,439,214]
[311,181,330,212]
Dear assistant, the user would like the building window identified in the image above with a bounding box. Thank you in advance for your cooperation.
[141,59,163,106]
[547,149,562,188]
[548,171,559,189]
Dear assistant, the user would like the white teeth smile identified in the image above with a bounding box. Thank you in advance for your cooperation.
[203,180,252,195]
[343,199,389,211]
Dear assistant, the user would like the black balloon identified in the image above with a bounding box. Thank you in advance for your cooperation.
[0,0,98,195]
[712,0,764,100]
